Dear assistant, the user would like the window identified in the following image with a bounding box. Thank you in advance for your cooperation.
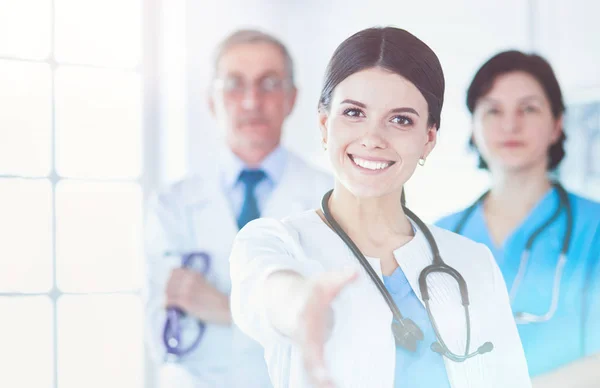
[0,1,148,387]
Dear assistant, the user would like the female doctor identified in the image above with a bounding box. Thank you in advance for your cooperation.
[229,27,531,388]
[436,51,600,385]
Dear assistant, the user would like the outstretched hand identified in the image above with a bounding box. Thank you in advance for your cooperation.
[293,269,359,388]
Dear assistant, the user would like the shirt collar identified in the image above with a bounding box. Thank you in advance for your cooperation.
[220,145,288,190]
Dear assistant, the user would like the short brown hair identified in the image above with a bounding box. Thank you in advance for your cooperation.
[467,50,566,170]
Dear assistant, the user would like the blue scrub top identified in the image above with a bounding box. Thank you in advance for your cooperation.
[436,188,600,377]
[383,266,451,387]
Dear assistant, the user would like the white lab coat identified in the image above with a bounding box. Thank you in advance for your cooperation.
[229,210,532,388]
[144,151,333,388]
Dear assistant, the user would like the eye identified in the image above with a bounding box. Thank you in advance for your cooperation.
[486,107,500,115]
[259,77,284,92]
[522,105,538,114]
[220,77,243,92]
[391,115,413,126]
[342,107,365,118]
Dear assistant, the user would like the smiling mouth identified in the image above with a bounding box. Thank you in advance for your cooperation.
[348,154,396,171]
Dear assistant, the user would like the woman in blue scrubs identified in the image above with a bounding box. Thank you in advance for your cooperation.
[436,50,600,385]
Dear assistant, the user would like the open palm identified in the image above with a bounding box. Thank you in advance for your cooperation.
[294,269,358,388]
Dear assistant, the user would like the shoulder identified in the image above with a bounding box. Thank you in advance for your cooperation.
[236,210,321,245]
[569,191,600,222]
[429,224,490,257]
[230,211,327,276]
[434,207,471,231]
[149,174,216,210]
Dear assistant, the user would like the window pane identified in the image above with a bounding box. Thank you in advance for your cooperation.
[0,60,52,176]
[56,181,143,292]
[54,0,141,67]
[57,295,143,388]
[55,66,142,179]
[0,0,51,59]
[0,296,53,388]
[0,179,52,292]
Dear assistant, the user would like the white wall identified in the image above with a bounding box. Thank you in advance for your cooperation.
[172,0,599,221]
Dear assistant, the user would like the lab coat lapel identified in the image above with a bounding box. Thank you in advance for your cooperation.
[183,173,238,292]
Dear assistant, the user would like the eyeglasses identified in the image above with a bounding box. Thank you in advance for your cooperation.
[213,75,291,97]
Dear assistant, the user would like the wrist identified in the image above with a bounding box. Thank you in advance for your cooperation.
[215,292,233,326]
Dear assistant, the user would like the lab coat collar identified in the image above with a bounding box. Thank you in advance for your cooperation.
[219,145,288,191]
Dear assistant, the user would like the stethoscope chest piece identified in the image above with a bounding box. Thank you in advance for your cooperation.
[392,318,424,352]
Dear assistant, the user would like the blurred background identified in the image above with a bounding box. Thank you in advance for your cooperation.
[0,0,598,387]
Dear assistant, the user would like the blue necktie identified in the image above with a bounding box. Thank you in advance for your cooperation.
[237,169,267,229]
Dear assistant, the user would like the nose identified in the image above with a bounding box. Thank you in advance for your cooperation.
[241,87,261,110]
[360,124,387,149]
[500,111,522,134]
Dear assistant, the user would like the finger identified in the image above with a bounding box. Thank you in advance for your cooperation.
[312,366,335,388]
[164,294,181,309]
[305,352,335,388]
[166,269,193,297]
[303,346,331,387]
[165,270,182,295]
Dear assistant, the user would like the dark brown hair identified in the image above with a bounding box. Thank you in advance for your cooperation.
[467,50,566,170]
[318,27,445,130]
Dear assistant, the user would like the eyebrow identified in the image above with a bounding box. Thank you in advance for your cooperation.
[340,99,420,116]
[480,95,544,105]
[518,95,544,103]
[224,70,283,80]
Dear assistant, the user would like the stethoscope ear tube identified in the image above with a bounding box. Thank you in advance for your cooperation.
[455,182,573,324]
[321,190,425,351]
[419,264,470,306]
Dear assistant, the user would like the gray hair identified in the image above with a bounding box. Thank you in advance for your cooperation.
[212,29,295,86]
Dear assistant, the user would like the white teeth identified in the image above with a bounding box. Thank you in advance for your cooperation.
[351,156,391,170]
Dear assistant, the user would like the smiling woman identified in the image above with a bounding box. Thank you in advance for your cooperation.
[318,68,435,200]
[229,27,532,388]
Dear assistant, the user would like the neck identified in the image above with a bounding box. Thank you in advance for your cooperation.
[230,142,278,168]
[327,183,413,245]
[486,163,552,216]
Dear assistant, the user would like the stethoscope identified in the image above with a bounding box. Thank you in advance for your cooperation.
[321,190,494,362]
[162,251,211,360]
[452,182,573,324]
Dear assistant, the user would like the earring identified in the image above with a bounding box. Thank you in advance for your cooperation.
[321,140,328,151]
[418,157,426,166]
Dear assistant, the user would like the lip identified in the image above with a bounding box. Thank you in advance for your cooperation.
[501,141,525,148]
[348,154,395,174]
[348,154,395,163]
[240,118,267,125]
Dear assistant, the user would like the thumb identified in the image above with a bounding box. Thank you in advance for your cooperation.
[320,268,359,301]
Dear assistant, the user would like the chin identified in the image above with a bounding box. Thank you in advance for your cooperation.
[239,135,277,149]
[491,158,539,173]
[342,179,400,199]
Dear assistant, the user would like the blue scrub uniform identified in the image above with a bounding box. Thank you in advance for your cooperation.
[436,188,600,377]
[383,266,451,387]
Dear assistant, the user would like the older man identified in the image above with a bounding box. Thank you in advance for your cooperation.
[144,29,332,387]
